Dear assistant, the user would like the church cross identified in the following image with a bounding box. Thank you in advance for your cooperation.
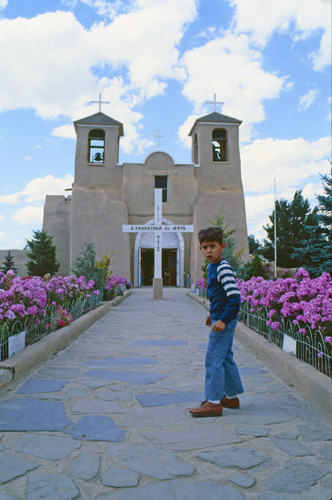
[206,93,224,112]
[122,189,194,299]
[152,130,165,150]
[90,92,110,112]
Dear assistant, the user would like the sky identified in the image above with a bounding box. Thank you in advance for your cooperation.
[0,0,331,250]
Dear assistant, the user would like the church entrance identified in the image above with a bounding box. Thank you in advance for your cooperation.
[140,248,177,286]
[134,219,185,287]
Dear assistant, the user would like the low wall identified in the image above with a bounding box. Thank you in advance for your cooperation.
[187,291,332,422]
[0,291,131,389]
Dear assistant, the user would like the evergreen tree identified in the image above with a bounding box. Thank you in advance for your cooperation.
[240,254,269,280]
[290,207,329,276]
[316,166,332,237]
[26,230,59,277]
[262,190,316,268]
[1,251,18,274]
[71,240,96,280]
[248,234,263,256]
[71,240,106,292]
[292,167,332,276]
[209,208,243,273]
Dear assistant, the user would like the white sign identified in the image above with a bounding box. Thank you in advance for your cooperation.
[282,334,297,355]
[8,331,26,358]
[122,225,194,232]
[122,189,194,282]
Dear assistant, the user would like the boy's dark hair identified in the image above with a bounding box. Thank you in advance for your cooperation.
[198,227,224,244]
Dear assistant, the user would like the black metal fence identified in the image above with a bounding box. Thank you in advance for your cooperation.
[0,294,102,362]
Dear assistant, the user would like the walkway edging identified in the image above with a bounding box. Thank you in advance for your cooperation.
[187,291,332,419]
[0,291,131,389]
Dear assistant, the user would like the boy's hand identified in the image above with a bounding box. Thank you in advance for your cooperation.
[206,314,211,327]
[212,320,226,332]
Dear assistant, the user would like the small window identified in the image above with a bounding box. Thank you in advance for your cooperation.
[193,134,198,164]
[88,129,105,163]
[212,128,227,162]
[155,175,168,203]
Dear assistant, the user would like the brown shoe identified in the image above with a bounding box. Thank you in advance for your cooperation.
[221,396,240,409]
[189,401,223,417]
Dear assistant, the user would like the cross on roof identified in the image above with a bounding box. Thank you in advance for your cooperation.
[152,130,165,150]
[206,93,224,112]
[90,92,110,112]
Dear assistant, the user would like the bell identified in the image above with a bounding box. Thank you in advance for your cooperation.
[93,152,103,162]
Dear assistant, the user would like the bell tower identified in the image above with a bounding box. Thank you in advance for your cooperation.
[73,112,124,180]
[189,111,242,191]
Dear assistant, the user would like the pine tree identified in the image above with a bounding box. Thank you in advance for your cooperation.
[316,166,332,237]
[209,208,243,272]
[71,240,96,280]
[290,207,328,277]
[1,251,18,274]
[262,190,316,268]
[26,230,60,277]
[248,234,263,256]
[71,240,106,292]
[240,254,269,280]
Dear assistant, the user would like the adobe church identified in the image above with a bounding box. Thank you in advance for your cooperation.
[43,105,249,286]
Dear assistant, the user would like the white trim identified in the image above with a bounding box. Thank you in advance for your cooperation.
[191,121,239,137]
[76,124,121,128]
[133,218,185,287]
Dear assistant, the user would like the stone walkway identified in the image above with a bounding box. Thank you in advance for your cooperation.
[0,288,331,499]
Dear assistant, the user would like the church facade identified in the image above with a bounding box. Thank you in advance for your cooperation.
[43,110,249,286]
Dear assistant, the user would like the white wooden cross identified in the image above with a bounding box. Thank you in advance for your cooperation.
[122,189,194,298]
[206,93,224,112]
[90,92,110,112]
[152,130,165,150]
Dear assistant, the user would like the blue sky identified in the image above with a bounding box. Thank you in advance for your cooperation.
[0,0,330,250]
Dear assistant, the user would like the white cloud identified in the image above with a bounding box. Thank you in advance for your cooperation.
[11,206,44,225]
[0,214,4,221]
[52,125,76,139]
[0,2,197,152]
[244,193,274,240]
[302,181,324,204]
[178,114,199,149]
[0,3,197,112]
[0,174,74,207]
[179,33,287,144]
[23,156,32,161]
[0,231,5,239]
[229,0,331,70]
[241,136,331,194]
[0,0,7,9]
[21,174,74,202]
[245,176,327,240]
[0,193,20,204]
[81,0,127,19]
[298,89,319,110]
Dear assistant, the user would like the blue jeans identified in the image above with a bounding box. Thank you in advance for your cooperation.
[205,318,244,401]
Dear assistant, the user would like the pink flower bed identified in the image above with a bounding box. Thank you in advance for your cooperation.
[106,275,131,294]
[237,269,332,345]
[0,270,98,330]
[194,277,206,291]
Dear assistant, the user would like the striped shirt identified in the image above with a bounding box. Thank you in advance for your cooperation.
[207,258,241,324]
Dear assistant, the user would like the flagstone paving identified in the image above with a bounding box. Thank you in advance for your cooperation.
[0,287,331,499]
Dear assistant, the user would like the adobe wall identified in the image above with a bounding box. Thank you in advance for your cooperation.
[43,195,71,276]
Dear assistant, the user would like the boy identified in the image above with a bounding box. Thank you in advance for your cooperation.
[189,226,244,417]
